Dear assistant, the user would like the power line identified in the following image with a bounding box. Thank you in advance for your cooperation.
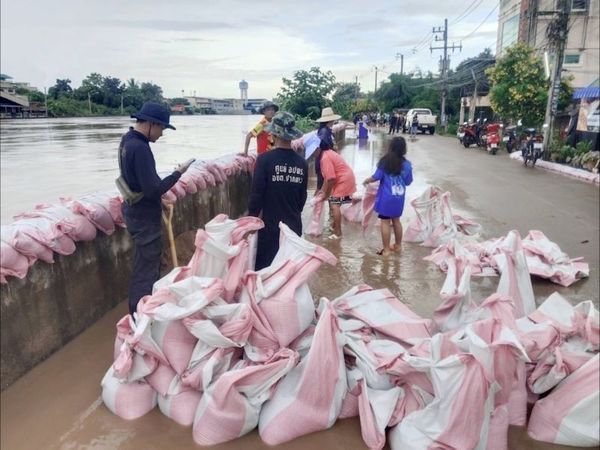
[451,0,485,25]
[455,4,499,40]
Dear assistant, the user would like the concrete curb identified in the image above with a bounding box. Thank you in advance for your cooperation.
[509,151,600,185]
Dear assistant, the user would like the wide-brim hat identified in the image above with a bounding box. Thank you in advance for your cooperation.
[131,101,176,130]
[316,106,341,123]
[259,100,280,114]
[264,111,303,141]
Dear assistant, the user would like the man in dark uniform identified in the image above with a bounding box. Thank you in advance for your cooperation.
[118,102,194,316]
[248,111,308,270]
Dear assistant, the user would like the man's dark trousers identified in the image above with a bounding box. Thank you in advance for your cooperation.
[123,205,162,316]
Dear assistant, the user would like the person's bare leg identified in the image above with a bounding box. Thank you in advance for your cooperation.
[331,203,342,237]
[392,218,403,252]
[380,219,392,256]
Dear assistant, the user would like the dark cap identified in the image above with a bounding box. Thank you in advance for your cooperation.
[131,102,176,130]
[259,100,279,114]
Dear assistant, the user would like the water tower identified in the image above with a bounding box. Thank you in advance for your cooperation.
[239,80,248,106]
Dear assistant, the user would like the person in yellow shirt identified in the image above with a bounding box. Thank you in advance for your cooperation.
[243,101,279,155]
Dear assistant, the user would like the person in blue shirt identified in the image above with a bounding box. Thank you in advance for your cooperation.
[362,136,413,256]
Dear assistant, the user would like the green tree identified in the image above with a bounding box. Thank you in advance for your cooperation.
[140,82,163,103]
[169,97,190,106]
[486,44,548,126]
[277,67,337,119]
[48,78,73,99]
[558,75,574,112]
[374,74,412,112]
[331,82,360,119]
[102,76,124,108]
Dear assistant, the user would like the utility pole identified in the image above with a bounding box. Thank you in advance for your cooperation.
[396,53,404,75]
[469,68,479,123]
[88,91,92,114]
[44,87,48,118]
[373,66,379,94]
[354,75,359,102]
[120,93,124,115]
[431,18,462,129]
[542,0,570,156]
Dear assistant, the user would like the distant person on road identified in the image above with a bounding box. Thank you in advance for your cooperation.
[410,113,419,137]
[362,136,413,256]
[248,111,308,269]
[118,102,194,317]
[388,111,398,134]
[315,107,341,190]
[396,113,404,133]
[243,100,279,156]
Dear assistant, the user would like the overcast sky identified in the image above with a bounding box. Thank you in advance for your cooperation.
[1,0,499,99]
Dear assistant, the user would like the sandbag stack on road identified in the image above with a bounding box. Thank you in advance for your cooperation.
[102,210,599,449]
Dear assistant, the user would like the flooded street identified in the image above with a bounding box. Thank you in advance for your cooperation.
[0,115,258,223]
[1,129,598,450]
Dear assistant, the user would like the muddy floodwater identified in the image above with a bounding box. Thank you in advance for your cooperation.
[1,128,598,450]
[0,115,259,223]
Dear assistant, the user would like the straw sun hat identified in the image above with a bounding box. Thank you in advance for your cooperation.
[316,107,341,123]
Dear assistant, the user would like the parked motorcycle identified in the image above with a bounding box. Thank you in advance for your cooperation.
[460,122,481,148]
[503,125,517,153]
[520,128,544,166]
[485,123,502,155]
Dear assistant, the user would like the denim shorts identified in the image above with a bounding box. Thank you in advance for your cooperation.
[328,196,353,205]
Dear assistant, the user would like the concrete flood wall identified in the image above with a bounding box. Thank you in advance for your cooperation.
[0,173,252,390]
[0,128,346,390]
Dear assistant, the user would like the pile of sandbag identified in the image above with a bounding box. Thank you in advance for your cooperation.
[0,154,256,284]
[404,186,589,287]
[102,213,599,449]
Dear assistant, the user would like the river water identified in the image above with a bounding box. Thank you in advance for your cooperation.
[0,115,261,223]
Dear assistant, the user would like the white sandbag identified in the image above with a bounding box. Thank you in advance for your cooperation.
[158,377,202,427]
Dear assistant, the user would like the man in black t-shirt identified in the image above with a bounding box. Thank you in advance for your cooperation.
[248,111,308,269]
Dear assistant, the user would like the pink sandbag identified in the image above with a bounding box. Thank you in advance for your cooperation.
[493,230,536,318]
[361,183,378,233]
[10,216,76,256]
[71,193,116,235]
[179,174,198,195]
[404,186,444,243]
[0,237,30,282]
[258,300,347,445]
[146,363,177,396]
[1,224,54,264]
[157,378,202,427]
[185,166,208,191]
[101,367,157,420]
[388,335,496,450]
[151,319,198,375]
[527,355,599,447]
[161,189,177,206]
[424,239,497,277]
[522,230,589,287]
[192,348,298,445]
[433,262,475,332]
[241,223,337,359]
[171,181,187,199]
[341,196,363,223]
[305,194,326,237]
[23,203,97,242]
[332,285,432,346]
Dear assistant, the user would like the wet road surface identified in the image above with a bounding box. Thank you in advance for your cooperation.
[1,129,598,450]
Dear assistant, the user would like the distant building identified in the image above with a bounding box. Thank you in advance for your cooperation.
[239,80,248,106]
[181,81,269,115]
[497,0,600,89]
[0,76,44,118]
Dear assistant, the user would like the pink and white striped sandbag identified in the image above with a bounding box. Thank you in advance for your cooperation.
[361,182,378,233]
[341,195,363,223]
[192,348,298,446]
[258,300,346,446]
[71,192,118,235]
[146,363,177,396]
[0,233,30,282]
[1,224,54,264]
[23,203,97,242]
[528,354,599,447]
[305,194,327,237]
[433,262,475,332]
[181,347,242,392]
[151,319,198,375]
[241,223,337,360]
[10,216,76,256]
[333,284,432,346]
[157,377,202,427]
[522,230,589,287]
[101,367,157,420]
[493,230,536,318]
[388,333,496,450]
[404,186,445,243]
[357,377,402,450]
